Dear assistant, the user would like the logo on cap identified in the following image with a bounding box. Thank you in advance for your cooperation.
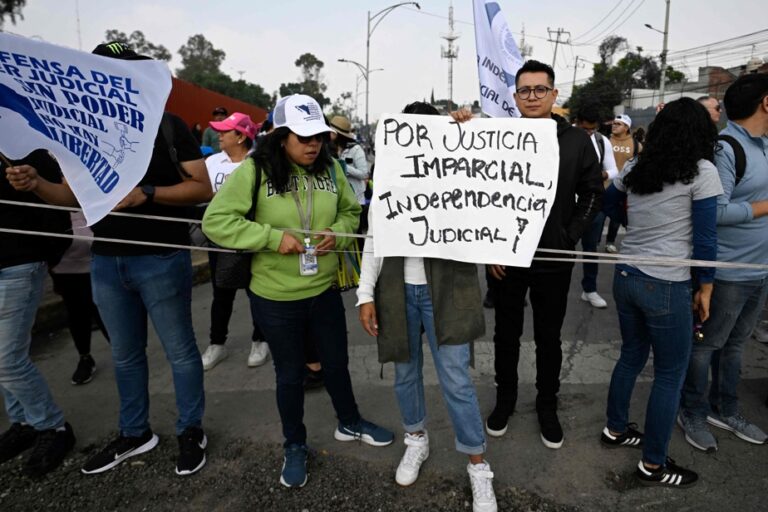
[106,42,125,54]
[295,105,312,116]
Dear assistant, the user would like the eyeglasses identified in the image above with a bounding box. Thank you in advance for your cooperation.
[713,104,722,112]
[515,85,553,100]
[295,133,327,144]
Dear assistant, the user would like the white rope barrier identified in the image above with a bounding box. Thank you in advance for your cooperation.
[3,199,768,269]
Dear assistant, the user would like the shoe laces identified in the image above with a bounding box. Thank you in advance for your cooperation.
[29,429,57,458]
[469,464,495,500]
[401,435,426,467]
[727,413,749,430]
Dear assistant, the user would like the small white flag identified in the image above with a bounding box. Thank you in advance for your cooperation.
[473,0,524,118]
[0,33,172,224]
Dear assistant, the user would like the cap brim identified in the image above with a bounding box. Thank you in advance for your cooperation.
[289,122,333,137]
[209,120,235,132]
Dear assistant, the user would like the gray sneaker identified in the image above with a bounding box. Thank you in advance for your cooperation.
[677,411,717,453]
[707,412,768,445]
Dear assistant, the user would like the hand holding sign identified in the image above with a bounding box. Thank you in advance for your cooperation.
[5,164,40,192]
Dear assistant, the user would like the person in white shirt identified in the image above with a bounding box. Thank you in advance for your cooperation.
[574,106,619,309]
[200,112,271,371]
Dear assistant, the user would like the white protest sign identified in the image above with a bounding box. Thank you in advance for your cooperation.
[372,114,559,267]
[473,0,524,118]
[0,33,171,225]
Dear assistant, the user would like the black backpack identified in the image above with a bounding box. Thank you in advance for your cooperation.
[717,135,747,186]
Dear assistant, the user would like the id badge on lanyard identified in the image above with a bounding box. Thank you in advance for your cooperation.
[292,176,318,276]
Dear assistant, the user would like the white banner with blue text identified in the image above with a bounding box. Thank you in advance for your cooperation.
[473,0,524,118]
[372,114,559,267]
[0,33,171,224]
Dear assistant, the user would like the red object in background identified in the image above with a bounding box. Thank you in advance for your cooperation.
[165,77,268,130]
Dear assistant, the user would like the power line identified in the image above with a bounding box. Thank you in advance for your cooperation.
[571,0,626,43]
[574,0,647,47]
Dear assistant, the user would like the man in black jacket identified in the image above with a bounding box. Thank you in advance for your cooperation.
[0,150,76,476]
[485,61,603,449]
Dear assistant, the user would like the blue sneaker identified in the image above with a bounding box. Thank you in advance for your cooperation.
[334,418,394,447]
[280,444,308,488]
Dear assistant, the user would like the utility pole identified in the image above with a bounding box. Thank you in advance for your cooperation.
[519,24,533,59]
[440,2,460,111]
[572,56,586,93]
[547,27,571,68]
[659,0,670,102]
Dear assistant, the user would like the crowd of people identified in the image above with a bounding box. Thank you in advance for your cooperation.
[1,39,767,512]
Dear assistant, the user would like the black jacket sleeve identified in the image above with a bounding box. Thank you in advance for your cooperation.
[566,138,603,243]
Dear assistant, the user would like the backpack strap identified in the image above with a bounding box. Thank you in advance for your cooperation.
[247,162,262,221]
[160,113,192,179]
[717,135,746,186]
[595,134,605,166]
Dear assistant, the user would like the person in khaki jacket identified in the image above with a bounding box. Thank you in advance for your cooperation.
[607,114,642,252]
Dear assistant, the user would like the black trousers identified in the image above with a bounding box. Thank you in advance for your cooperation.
[208,252,263,345]
[492,268,573,411]
[50,272,108,355]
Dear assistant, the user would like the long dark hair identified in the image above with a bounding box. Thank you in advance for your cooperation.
[623,97,717,195]
[251,127,334,194]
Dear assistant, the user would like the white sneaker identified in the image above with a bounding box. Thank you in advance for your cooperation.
[467,461,497,512]
[201,344,228,371]
[247,341,270,367]
[395,432,429,486]
[581,291,608,309]
[605,244,618,254]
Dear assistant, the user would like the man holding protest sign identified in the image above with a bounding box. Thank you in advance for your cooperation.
[6,42,213,476]
[485,61,603,449]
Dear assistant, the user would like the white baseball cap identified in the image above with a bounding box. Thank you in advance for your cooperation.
[272,94,332,137]
[614,114,632,129]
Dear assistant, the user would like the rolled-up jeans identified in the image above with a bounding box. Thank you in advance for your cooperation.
[0,262,65,431]
[91,251,204,437]
[393,284,486,455]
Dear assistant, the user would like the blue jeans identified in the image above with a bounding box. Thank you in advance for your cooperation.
[681,277,768,418]
[248,287,360,447]
[606,267,692,466]
[581,211,606,293]
[394,284,486,455]
[91,251,204,437]
[0,262,65,431]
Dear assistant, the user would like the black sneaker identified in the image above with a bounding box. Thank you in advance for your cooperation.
[176,427,207,476]
[636,458,698,488]
[71,355,95,385]
[23,422,75,477]
[600,423,644,449]
[0,423,38,464]
[483,290,495,309]
[81,429,158,475]
[538,409,563,449]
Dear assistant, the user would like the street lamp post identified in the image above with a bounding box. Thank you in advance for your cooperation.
[645,0,671,102]
[364,2,420,138]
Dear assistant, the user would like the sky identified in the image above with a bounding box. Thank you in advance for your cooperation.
[5,0,767,122]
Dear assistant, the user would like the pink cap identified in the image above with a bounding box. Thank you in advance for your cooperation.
[209,112,257,140]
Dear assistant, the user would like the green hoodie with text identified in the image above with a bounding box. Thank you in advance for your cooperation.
[202,158,361,301]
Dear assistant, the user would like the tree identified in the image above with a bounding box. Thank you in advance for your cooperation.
[0,0,25,27]
[567,38,685,120]
[327,91,355,121]
[103,29,171,61]
[175,34,270,108]
[278,52,329,107]
[177,34,226,82]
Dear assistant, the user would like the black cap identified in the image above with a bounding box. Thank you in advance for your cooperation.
[92,41,151,61]
[212,107,228,116]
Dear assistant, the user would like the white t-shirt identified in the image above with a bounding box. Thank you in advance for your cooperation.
[205,151,252,193]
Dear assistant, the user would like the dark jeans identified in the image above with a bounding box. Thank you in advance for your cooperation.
[607,268,692,466]
[493,268,572,410]
[248,287,360,446]
[606,218,620,244]
[208,253,263,345]
[580,212,606,293]
[51,272,109,355]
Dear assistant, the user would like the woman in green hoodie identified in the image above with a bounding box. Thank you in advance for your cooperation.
[202,94,393,489]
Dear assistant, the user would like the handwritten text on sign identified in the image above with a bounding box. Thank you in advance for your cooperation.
[372,114,559,267]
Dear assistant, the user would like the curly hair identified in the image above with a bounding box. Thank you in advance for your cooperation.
[251,127,334,194]
[623,97,717,195]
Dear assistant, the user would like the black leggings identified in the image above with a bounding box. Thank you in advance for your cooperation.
[50,272,108,355]
[209,253,263,345]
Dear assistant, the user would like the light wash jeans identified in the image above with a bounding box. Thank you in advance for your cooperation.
[91,251,204,437]
[681,277,768,418]
[393,284,486,455]
[0,262,65,430]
